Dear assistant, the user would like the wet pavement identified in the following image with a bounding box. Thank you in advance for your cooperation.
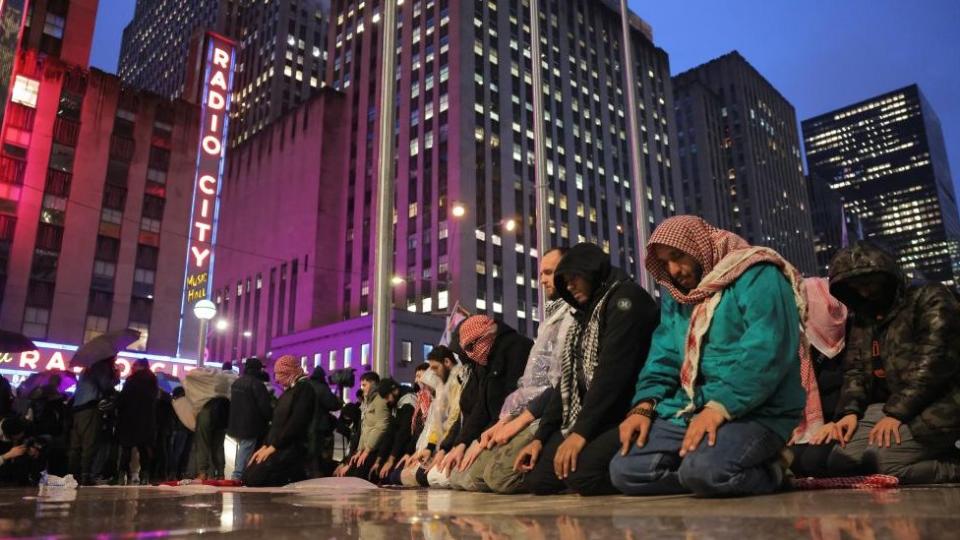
[0,481,957,539]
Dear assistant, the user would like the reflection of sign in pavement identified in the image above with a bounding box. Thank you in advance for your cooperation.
[0,341,198,388]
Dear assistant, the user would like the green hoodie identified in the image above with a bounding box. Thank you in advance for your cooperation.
[632,264,804,441]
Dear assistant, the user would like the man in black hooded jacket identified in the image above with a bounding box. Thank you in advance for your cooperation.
[818,241,960,484]
[515,242,659,495]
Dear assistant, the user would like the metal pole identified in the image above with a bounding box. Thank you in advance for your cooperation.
[372,0,399,377]
[529,0,550,322]
[619,0,655,292]
[197,319,207,368]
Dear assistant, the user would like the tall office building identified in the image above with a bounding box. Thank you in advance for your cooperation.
[229,0,331,146]
[118,0,237,100]
[803,84,960,285]
[118,0,331,145]
[806,172,862,276]
[0,0,201,356]
[327,0,682,336]
[672,51,817,274]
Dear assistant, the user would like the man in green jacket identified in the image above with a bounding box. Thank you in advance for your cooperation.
[610,216,807,497]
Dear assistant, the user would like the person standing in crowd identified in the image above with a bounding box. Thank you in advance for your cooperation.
[515,242,659,496]
[440,315,533,489]
[116,359,158,485]
[819,242,960,484]
[305,366,343,478]
[243,355,316,487]
[610,216,809,497]
[0,375,12,417]
[445,247,574,493]
[227,358,274,481]
[152,388,175,482]
[69,356,119,485]
[168,386,194,479]
[184,367,236,480]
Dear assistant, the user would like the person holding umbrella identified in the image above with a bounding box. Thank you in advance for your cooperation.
[68,356,118,485]
[67,329,140,485]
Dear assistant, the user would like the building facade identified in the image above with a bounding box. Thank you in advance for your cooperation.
[327,0,682,337]
[803,84,960,285]
[0,0,200,356]
[208,89,348,364]
[806,172,862,276]
[119,0,331,146]
[118,0,237,101]
[672,51,817,274]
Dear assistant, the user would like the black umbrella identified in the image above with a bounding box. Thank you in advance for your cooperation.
[70,329,141,369]
[0,329,37,353]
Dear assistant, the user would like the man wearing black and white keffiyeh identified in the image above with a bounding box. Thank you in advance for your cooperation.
[515,242,659,496]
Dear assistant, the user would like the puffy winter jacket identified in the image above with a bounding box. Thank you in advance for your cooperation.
[829,242,960,445]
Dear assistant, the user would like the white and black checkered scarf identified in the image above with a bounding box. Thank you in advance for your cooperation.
[559,280,623,436]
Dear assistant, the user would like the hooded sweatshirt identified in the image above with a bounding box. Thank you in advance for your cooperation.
[829,241,960,445]
[535,243,659,441]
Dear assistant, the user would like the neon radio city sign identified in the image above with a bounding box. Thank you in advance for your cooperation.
[183,32,236,306]
[0,342,200,383]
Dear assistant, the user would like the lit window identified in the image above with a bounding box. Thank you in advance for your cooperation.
[82,315,108,344]
[11,76,39,108]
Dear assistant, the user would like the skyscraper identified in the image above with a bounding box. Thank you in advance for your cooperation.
[803,84,960,285]
[806,172,862,276]
[118,0,331,145]
[672,51,817,274]
[229,0,331,146]
[327,0,682,336]
[118,0,237,100]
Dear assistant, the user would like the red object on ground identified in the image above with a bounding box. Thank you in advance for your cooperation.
[791,474,899,490]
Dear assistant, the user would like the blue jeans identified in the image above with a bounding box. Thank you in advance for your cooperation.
[609,417,785,497]
[232,439,259,481]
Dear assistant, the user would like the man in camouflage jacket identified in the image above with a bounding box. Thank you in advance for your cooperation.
[823,241,960,484]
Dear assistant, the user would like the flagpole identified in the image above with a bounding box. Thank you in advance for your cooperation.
[529,0,550,322]
[620,0,654,292]
[372,0,399,377]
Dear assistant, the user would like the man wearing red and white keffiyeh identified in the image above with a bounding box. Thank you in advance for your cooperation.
[610,215,819,498]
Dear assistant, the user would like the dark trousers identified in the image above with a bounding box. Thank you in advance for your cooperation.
[167,430,192,479]
[194,407,226,478]
[119,444,153,482]
[609,418,785,497]
[243,446,307,487]
[524,427,621,496]
[307,433,337,478]
[68,408,102,484]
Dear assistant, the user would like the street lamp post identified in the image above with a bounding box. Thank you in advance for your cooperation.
[193,299,217,368]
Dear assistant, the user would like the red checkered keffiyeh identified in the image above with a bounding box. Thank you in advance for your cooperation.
[458,315,498,366]
[645,216,824,443]
[791,474,899,490]
[274,354,305,388]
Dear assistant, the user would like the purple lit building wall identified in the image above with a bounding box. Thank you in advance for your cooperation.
[209,89,349,364]
[0,0,201,356]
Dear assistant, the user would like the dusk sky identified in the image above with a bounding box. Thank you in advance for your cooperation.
[90,0,960,194]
